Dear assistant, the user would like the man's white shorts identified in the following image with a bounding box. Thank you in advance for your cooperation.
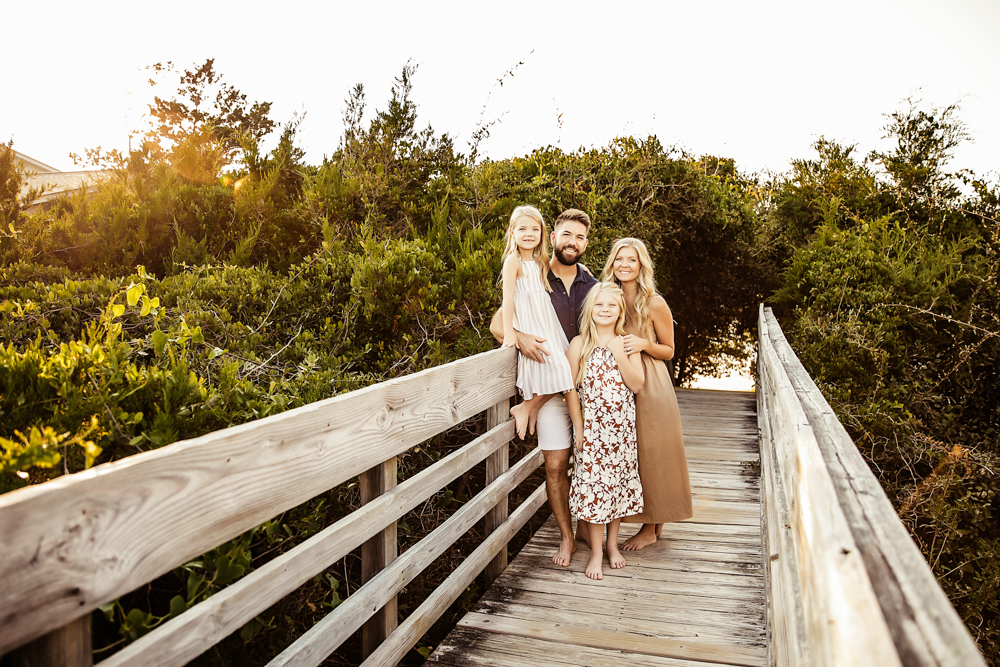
[536,395,573,450]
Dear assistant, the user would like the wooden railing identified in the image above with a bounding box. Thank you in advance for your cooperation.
[757,306,985,667]
[0,347,543,667]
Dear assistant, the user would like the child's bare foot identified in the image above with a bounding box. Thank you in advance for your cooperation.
[552,537,576,567]
[528,407,539,436]
[585,551,604,580]
[607,544,627,569]
[510,403,530,439]
[621,524,658,551]
[655,523,663,538]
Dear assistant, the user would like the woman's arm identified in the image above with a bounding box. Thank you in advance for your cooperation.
[622,296,675,360]
[500,255,521,347]
[608,336,645,393]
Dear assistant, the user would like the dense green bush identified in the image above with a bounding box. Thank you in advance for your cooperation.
[771,102,1000,661]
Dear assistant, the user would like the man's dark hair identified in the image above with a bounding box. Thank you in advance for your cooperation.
[554,209,592,231]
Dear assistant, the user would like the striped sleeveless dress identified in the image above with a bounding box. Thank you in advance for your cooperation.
[512,260,575,400]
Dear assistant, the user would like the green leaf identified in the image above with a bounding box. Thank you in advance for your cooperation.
[139,294,152,317]
[152,330,167,355]
[111,304,125,318]
[99,601,116,622]
[126,284,143,307]
[169,595,187,618]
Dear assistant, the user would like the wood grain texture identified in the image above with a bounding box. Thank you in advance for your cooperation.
[361,482,549,667]
[484,399,511,586]
[96,420,514,667]
[7,614,91,667]
[361,457,398,657]
[759,306,901,667]
[757,309,808,667]
[762,308,986,667]
[0,347,516,654]
[267,449,544,667]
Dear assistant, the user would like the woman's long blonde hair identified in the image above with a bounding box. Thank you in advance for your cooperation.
[575,282,628,386]
[502,205,551,291]
[601,237,657,340]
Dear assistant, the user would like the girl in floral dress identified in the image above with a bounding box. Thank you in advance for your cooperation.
[566,283,645,580]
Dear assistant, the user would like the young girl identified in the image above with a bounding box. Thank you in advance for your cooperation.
[566,283,645,580]
[501,206,577,439]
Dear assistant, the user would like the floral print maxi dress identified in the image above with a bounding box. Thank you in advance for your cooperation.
[569,346,644,524]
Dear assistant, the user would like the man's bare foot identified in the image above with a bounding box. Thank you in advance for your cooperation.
[510,403,530,439]
[607,544,627,569]
[621,525,658,551]
[585,551,604,580]
[552,538,576,567]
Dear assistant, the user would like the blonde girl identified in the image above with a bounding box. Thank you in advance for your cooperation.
[602,237,693,551]
[501,206,577,439]
[566,283,645,580]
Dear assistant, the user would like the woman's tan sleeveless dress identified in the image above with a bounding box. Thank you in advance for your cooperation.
[621,314,693,524]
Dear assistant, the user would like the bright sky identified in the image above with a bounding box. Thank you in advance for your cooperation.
[5,0,999,182]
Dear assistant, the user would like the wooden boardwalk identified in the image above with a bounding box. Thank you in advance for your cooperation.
[430,388,766,667]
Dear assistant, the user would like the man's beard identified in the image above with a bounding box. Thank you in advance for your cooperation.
[554,244,581,266]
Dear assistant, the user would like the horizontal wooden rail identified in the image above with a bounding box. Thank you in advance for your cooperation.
[0,346,517,658]
[268,447,544,666]
[363,481,548,667]
[758,306,985,666]
[97,420,516,667]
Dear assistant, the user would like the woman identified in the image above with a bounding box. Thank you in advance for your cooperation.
[602,237,692,550]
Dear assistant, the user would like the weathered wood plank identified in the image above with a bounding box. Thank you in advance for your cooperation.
[474,601,766,649]
[360,482,549,667]
[456,614,767,667]
[484,399,511,586]
[431,627,731,667]
[763,308,986,667]
[759,307,902,667]
[360,457,398,657]
[98,421,514,667]
[0,347,517,654]
[268,450,543,667]
[6,614,91,667]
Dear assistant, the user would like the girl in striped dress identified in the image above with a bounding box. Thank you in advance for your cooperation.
[501,206,578,439]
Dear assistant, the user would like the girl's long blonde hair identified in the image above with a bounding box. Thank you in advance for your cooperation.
[503,205,552,291]
[601,237,657,340]
[575,282,628,386]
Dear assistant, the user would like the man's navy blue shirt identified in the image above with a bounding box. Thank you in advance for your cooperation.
[547,265,599,343]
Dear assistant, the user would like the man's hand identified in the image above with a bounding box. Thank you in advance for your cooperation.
[517,331,551,363]
[491,308,550,362]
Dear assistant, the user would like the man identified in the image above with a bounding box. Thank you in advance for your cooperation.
[490,208,597,567]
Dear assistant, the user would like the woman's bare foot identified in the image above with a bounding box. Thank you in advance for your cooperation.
[621,524,658,551]
[607,544,627,569]
[552,537,576,567]
[510,403,531,439]
[655,523,663,538]
[585,551,604,580]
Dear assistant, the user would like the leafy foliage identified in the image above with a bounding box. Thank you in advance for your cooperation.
[771,101,1000,662]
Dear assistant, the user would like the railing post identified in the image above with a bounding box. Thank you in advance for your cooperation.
[7,614,92,667]
[483,398,511,586]
[360,456,397,658]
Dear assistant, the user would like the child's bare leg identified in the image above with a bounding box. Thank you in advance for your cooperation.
[510,394,548,439]
[585,522,605,580]
[622,523,659,551]
[607,518,627,569]
[527,393,555,435]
